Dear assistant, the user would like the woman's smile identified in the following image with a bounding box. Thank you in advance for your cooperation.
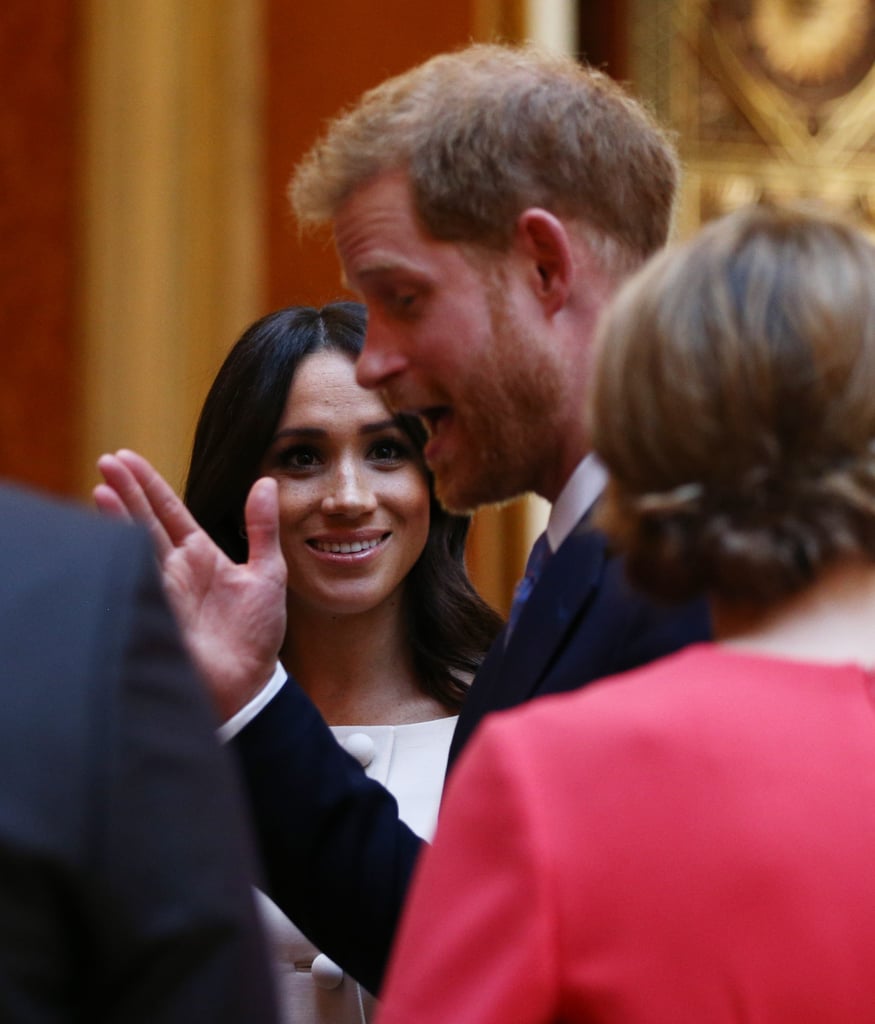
[308,532,390,557]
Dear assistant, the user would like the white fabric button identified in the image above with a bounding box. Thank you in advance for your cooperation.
[311,953,344,989]
[344,732,376,767]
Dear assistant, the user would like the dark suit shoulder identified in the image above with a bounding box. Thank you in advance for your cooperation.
[528,522,710,695]
[0,482,278,1021]
[0,484,159,845]
[0,481,145,569]
[451,519,710,762]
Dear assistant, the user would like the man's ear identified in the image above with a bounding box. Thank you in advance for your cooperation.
[515,208,574,315]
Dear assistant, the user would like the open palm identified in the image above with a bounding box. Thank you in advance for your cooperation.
[95,449,287,721]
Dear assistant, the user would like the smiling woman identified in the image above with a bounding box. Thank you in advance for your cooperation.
[259,351,431,637]
[183,301,502,1024]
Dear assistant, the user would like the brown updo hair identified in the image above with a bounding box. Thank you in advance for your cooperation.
[590,201,875,606]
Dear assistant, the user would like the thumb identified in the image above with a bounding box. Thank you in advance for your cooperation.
[244,477,286,581]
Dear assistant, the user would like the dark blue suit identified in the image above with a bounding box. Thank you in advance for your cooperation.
[234,518,710,995]
[0,483,277,1023]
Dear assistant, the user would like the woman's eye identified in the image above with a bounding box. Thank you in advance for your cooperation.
[277,446,321,470]
[370,439,408,464]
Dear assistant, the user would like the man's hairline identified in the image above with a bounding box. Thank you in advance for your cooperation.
[316,163,638,292]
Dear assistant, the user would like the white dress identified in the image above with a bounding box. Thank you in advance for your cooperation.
[258,714,458,1024]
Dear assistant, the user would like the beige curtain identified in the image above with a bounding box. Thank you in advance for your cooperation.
[77,0,264,496]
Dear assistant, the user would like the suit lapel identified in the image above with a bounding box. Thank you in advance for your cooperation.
[499,519,606,702]
[450,516,608,767]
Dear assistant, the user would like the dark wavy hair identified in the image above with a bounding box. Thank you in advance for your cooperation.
[184,301,502,710]
[591,202,875,607]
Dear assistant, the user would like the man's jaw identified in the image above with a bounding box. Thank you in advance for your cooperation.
[382,394,473,509]
[418,406,451,441]
[382,390,452,458]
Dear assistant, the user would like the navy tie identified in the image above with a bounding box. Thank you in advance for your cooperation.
[505,532,551,643]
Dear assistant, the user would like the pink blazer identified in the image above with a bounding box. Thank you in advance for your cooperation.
[377,644,875,1023]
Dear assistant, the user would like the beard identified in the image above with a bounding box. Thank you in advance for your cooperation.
[430,283,567,514]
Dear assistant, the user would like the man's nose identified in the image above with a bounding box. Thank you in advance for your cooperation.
[355,322,408,390]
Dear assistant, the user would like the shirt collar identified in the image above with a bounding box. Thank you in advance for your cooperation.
[545,453,607,553]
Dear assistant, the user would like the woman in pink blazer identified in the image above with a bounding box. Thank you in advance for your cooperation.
[377,202,875,1023]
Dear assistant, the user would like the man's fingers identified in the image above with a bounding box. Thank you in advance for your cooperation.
[244,477,286,583]
[96,452,178,561]
[113,449,202,548]
[93,483,133,522]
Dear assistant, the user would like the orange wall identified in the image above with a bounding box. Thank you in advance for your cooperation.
[265,0,476,308]
[0,2,79,494]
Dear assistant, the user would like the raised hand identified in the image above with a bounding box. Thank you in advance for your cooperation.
[95,449,288,721]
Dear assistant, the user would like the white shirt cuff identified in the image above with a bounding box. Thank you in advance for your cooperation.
[217,662,287,743]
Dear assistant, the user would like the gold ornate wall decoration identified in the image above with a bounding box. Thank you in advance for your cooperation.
[670,0,875,235]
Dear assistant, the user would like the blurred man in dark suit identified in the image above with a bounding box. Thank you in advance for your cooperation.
[0,482,277,1023]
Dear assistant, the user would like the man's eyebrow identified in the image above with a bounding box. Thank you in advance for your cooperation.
[346,256,425,285]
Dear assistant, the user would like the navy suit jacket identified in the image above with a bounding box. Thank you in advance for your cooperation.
[0,483,277,1023]
[234,517,710,995]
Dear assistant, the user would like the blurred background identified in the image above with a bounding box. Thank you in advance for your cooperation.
[3,0,875,612]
